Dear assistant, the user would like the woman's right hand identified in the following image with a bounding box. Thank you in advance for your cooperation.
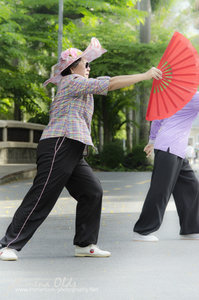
[144,67,162,80]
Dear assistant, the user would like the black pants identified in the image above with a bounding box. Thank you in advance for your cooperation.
[134,150,199,235]
[0,137,103,251]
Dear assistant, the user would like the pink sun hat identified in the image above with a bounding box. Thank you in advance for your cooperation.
[43,37,107,86]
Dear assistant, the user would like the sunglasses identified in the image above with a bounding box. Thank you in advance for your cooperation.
[85,62,90,69]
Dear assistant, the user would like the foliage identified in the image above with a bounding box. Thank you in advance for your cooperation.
[0,0,197,159]
[28,112,49,125]
[151,0,199,44]
[0,0,56,120]
[0,0,147,123]
[100,141,124,169]
[151,0,161,11]
[86,142,152,171]
[123,144,148,169]
[0,98,12,114]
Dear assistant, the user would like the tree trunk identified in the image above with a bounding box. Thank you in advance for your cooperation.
[98,120,104,152]
[140,0,151,43]
[139,0,151,144]
[14,101,22,121]
[58,0,63,60]
[102,97,112,144]
[12,59,23,121]
[133,90,140,146]
[126,107,133,151]
[139,86,150,143]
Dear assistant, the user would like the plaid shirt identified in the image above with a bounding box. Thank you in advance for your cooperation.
[40,74,110,146]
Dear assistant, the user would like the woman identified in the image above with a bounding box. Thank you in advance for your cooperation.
[133,92,199,242]
[0,38,162,260]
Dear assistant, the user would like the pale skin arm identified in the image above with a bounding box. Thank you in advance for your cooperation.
[108,67,162,91]
[144,143,154,158]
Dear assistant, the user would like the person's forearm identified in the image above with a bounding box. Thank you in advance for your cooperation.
[108,67,162,91]
[108,74,147,91]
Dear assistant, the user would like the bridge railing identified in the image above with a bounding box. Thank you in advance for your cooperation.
[0,120,45,164]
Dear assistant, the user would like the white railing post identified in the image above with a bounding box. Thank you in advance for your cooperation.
[3,127,7,142]
[29,129,34,143]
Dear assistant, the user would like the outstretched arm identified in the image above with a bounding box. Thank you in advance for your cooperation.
[108,67,162,91]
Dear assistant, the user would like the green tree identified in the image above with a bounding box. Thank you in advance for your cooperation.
[1,0,195,157]
[0,0,57,120]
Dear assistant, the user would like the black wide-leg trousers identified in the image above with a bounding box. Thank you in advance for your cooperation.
[0,137,103,251]
[134,150,199,235]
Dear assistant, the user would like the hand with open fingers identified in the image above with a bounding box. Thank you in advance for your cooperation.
[144,67,162,81]
[144,143,154,157]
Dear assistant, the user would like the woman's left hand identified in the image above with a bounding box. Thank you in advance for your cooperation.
[144,143,154,157]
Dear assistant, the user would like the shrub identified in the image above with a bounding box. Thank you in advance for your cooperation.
[28,112,49,125]
[123,144,148,169]
[100,141,124,169]
[85,153,101,169]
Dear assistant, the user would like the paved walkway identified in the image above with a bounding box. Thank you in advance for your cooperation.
[0,160,199,185]
[1,169,199,299]
[0,164,36,177]
[0,164,36,184]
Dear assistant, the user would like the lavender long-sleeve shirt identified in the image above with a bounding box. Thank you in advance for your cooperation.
[149,92,199,159]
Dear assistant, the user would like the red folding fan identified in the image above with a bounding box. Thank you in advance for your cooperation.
[146,32,199,121]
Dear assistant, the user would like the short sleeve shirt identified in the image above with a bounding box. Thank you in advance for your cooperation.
[40,74,110,146]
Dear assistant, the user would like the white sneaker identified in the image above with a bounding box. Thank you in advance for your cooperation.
[75,244,111,257]
[133,232,159,242]
[0,247,18,261]
[180,233,199,240]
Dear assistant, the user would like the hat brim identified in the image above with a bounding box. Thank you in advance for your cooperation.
[43,38,107,86]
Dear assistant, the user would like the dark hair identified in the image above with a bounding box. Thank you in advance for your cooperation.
[61,58,82,76]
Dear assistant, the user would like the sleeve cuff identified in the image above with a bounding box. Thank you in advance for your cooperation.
[97,77,111,96]
[149,139,155,144]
